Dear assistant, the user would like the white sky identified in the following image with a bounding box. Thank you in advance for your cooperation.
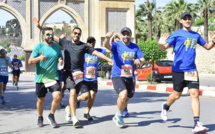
[0,0,198,26]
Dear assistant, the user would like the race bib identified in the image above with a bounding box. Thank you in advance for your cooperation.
[14,65,19,70]
[0,66,7,74]
[121,64,133,77]
[86,67,96,79]
[44,80,57,88]
[184,70,198,81]
[72,70,84,85]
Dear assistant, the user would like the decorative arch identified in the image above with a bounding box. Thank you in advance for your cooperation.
[0,3,26,47]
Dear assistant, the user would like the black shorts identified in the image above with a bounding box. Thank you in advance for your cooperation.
[112,77,135,98]
[12,70,21,77]
[64,70,83,95]
[172,71,199,92]
[80,81,98,94]
[58,70,64,82]
[36,81,61,97]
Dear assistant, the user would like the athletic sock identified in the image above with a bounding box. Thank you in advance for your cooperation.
[117,110,123,116]
[164,103,170,111]
[194,116,199,128]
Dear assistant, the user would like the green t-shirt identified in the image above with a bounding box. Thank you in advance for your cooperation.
[31,42,62,83]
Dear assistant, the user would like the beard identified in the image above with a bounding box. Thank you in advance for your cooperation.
[45,38,53,44]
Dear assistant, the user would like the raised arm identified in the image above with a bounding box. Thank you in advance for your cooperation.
[104,31,114,51]
[92,50,112,63]
[203,32,215,50]
[158,33,170,51]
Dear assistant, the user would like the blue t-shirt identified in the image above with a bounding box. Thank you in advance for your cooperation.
[0,56,11,76]
[11,59,22,71]
[83,48,106,81]
[167,29,206,72]
[31,42,62,83]
[111,41,144,78]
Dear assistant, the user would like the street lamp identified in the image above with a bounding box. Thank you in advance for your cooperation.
[145,0,157,41]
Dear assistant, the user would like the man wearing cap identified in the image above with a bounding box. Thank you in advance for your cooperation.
[11,54,23,90]
[0,49,13,104]
[159,12,215,133]
[104,27,145,127]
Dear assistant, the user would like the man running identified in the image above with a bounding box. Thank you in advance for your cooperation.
[159,12,215,133]
[11,54,23,90]
[28,27,63,128]
[0,49,12,104]
[104,27,145,127]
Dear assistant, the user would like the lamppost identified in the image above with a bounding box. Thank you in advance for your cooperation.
[145,0,157,41]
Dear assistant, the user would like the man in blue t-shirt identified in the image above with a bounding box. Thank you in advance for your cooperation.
[28,27,63,128]
[0,49,12,104]
[159,12,215,133]
[104,27,145,127]
[76,37,110,121]
[11,54,22,90]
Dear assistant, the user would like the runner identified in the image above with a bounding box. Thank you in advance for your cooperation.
[28,27,63,128]
[32,17,113,127]
[158,12,215,133]
[11,54,23,90]
[76,36,110,121]
[104,27,145,127]
[0,49,12,104]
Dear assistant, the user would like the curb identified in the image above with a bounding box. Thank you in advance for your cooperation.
[99,81,215,98]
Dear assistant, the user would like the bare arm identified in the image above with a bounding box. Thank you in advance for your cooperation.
[104,31,114,51]
[158,33,170,51]
[28,53,46,64]
[203,32,215,50]
[92,50,112,63]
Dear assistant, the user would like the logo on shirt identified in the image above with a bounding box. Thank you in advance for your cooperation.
[121,51,135,63]
[85,55,98,65]
[184,38,197,51]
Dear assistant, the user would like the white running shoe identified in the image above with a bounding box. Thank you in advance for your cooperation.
[65,105,71,122]
[192,122,208,133]
[161,102,168,121]
[72,116,80,127]
[112,114,124,128]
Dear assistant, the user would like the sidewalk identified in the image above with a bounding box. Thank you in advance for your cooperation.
[23,72,215,98]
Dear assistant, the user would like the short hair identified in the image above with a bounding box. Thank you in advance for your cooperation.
[87,36,96,43]
[72,27,82,34]
[42,27,53,35]
[111,34,121,42]
[14,54,17,57]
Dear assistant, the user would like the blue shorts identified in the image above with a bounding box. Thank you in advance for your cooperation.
[58,70,64,82]
[0,76,9,84]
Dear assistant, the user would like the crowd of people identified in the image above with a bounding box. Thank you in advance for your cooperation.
[0,11,215,133]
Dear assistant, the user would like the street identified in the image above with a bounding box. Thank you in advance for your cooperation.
[0,74,215,134]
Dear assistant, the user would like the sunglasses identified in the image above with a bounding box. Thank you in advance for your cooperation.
[74,32,81,36]
[46,33,53,37]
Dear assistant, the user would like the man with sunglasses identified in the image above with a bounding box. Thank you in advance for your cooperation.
[28,27,63,128]
[104,27,145,127]
[159,12,215,133]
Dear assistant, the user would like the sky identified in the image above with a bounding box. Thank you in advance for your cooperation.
[0,0,198,26]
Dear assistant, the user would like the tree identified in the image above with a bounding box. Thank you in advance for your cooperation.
[135,11,148,42]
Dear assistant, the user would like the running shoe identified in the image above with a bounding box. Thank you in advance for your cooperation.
[60,102,65,108]
[72,116,80,127]
[65,105,71,122]
[123,109,129,117]
[47,114,57,128]
[84,113,93,121]
[16,86,19,90]
[112,114,124,128]
[37,116,43,127]
[192,122,209,133]
[1,98,5,105]
[161,102,168,121]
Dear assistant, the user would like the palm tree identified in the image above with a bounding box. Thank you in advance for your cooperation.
[198,0,214,42]
[136,2,155,40]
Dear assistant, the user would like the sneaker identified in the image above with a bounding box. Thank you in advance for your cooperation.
[72,116,80,127]
[60,102,65,108]
[123,109,129,117]
[84,113,93,121]
[65,105,71,122]
[161,102,168,121]
[47,114,57,128]
[1,98,5,105]
[37,116,43,127]
[112,114,124,128]
[192,122,209,133]
[76,100,80,108]
[16,86,19,90]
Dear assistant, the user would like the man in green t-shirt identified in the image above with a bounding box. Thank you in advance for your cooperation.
[28,27,63,128]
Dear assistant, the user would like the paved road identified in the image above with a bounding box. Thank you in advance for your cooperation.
[0,74,215,134]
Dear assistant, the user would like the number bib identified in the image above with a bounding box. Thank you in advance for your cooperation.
[14,65,19,70]
[0,66,7,73]
[121,64,133,77]
[184,70,198,81]
[86,67,96,79]
[72,71,84,85]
